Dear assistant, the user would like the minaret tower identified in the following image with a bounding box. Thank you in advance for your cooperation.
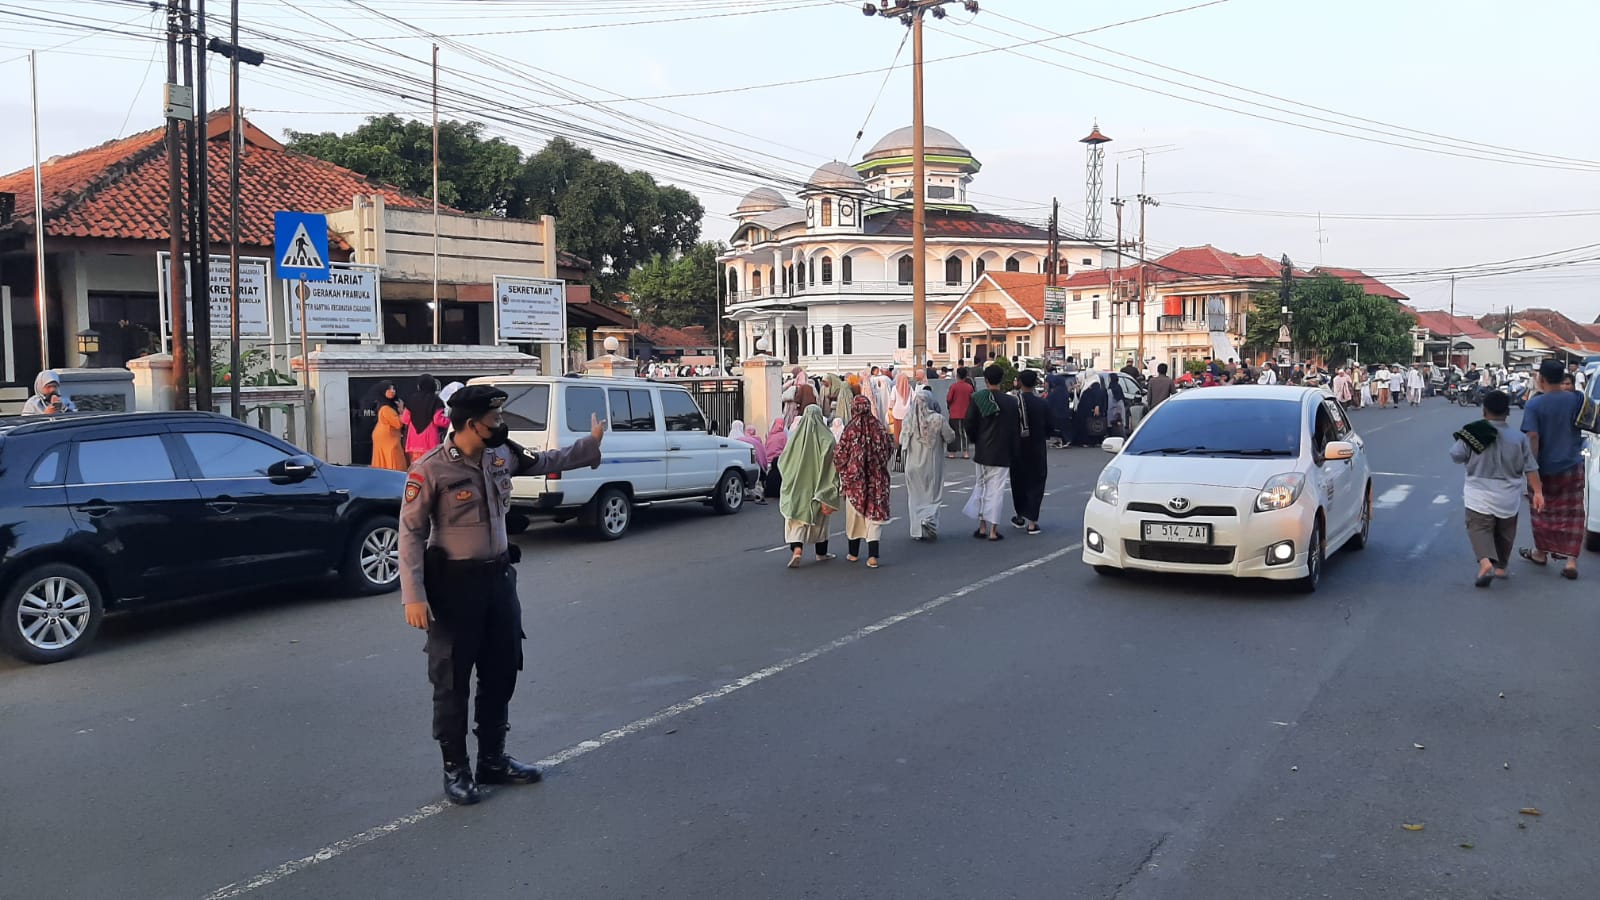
[1080,122,1112,240]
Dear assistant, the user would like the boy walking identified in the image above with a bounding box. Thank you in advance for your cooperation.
[1450,390,1541,588]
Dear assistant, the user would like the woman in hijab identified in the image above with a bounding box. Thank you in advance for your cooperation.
[402,374,446,463]
[870,367,894,425]
[368,380,408,470]
[728,419,769,503]
[901,388,956,542]
[1010,370,1051,534]
[827,373,852,420]
[834,395,894,567]
[1044,366,1073,448]
[1072,371,1109,447]
[763,418,788,498]
[777,405,841,568]
[888,371,914,442]
[1105,372,1129,436]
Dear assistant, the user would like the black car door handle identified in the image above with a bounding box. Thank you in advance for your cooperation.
[206,501,237,514]
[76,504,114,518]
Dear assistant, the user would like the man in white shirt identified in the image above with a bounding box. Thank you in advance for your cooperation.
[1387,365,1405,408]
[1258,365,1278,385]
[1405,364,1426,406]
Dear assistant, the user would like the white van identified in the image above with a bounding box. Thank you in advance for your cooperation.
[468,374,760,540]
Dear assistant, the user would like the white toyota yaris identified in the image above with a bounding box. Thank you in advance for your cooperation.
[1082,386,1373,593]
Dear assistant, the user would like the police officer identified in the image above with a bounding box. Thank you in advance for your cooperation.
[400,384,604,805]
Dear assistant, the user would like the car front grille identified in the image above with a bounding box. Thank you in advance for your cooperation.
[1127,501,1237,518]
[1124,540,1236,565]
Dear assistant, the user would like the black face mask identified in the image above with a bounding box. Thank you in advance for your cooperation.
[477,422,510,448]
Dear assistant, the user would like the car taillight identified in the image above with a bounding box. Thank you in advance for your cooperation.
[545,471,560,481]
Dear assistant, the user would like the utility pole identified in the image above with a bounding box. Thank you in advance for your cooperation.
[183,0,213,410]
[1047,197,1059,352]
[431,43,442,344]
[861,0,979,366]
[1502,304,1512,369]
[205,8,261,419]
[1135,192,1158,368]
[29,51,49,371]
[1279,253,1294,365]
[165,0,190,409]
[1448,274,1457,369]
[1110,193,1125,366]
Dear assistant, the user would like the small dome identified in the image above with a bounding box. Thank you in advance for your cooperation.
[863,125,970,161]
[735,187,788,215]
[804,160,866,191]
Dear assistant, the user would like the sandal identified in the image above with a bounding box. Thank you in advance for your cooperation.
[1562,568,1578,580]
[866,558,879,569]
[816,553,836,562]
[787,554,802,569]
[1518,548,1548,566]
[846,555,859,562]
[988,532,1005,542]
[1475,573,1493,588]
[973,529,986,539]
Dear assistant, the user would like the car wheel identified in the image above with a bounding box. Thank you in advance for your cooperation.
[1295,521,1325,594]
[713,470,745,515]
[1346,485,1372,551]
[593,487,631,541]
[1,563,104,664]
[342,516,401,595]
[506,513,531,536]
[1587,530,1600,554]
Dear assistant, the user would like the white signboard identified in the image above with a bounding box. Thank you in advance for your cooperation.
[493,276,566,343]
[157,253,271,339]
[287,263,381,336]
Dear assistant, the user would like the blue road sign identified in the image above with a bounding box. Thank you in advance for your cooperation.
[274,211,330,282]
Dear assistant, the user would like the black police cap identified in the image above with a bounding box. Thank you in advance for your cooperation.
[446,384,507,417]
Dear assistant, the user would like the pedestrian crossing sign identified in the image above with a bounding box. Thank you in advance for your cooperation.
[274,211,330,282]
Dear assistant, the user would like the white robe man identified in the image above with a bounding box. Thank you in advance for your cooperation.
[1405,365,1426,406]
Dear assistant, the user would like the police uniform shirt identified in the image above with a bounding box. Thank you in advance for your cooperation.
[398,436,601,609]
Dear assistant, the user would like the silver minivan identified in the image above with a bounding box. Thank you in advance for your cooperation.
[469,375,759,540]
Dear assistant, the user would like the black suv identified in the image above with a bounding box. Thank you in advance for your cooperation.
[0,411,405,663]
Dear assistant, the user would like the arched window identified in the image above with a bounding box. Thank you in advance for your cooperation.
[787,326,799,365]
[728,269,739,293]
[801,326,808,355]
[897,324,908,349]
[821,256,833,285]
[807,261,815,286]
[822,324,834,355]
[944,257,962,286]
[974,258,986,279]
[821,198,833,227]
[842,324,853,355]
[751,269,762,295]
[1005,256,1022,272]
[841,255,853,285]
[897,256,914,285]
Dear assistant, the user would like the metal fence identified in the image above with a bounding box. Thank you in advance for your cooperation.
[653,376,744,436]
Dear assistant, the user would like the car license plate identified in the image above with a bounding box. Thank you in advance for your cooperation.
[1141,521,1212,544]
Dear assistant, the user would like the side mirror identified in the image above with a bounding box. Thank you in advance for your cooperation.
[1325,440,1355,461]
[1102,436,1125,454]
[268,454,318,483]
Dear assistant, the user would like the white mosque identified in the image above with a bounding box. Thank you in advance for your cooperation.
[720,125,1105,368]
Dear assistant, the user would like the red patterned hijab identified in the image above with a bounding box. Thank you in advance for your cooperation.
[833,395,894,521]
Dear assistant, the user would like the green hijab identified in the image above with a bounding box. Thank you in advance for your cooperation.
[827,373,851,415]
[778,405,842,525]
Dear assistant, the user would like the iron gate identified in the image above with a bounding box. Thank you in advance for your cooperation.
[654,376,744,436]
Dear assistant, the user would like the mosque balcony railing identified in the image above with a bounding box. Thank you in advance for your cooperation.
[728,281,969,306]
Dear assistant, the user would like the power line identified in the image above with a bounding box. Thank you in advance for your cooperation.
[1163,202,1600,222]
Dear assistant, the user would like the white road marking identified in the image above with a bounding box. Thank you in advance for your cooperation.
[1407,516,1452,559]
[1375,485,1412,509]
[201,543,1083,899]
[1432,494,1451,505]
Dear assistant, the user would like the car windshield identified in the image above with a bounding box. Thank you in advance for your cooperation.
[1125,398,1302,457]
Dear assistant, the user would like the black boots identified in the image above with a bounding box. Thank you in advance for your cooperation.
[440,741,484,806]
[475,726,542,786]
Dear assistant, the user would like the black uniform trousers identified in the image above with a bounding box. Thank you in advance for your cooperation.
[424,558,524,743]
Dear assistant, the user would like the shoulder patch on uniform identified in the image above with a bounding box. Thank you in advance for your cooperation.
[404,481,422,503]
[492,455,506,467]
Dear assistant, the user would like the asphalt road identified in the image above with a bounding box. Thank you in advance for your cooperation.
[3,396,1596,900]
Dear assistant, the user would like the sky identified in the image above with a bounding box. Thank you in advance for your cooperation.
[4,0,1598,322]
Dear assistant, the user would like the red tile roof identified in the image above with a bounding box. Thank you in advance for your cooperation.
[1478,308,1600,346]
[981,271,1048,320]
[1407,307,1493,339]
[0,113,432,247]
[1155,245,1283,279]
[1312,266,1409,301]
[638,323,714,349]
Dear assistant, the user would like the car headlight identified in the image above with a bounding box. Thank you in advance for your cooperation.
[1255,472,1307,512]
[1094,465,1122,506]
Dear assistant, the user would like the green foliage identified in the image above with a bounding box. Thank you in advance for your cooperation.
[1183,358,1208,376]
[189,342,296,388]
[286,122,704,302]
[1246,275,1416,363]
[285,115,522,214]
[626,241,724,329]
[990,355,1018,392]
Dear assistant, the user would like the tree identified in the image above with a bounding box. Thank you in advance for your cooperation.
[286,121,704,300]
[285,115,522,214]
[626,241,723,329]
[1246,274,1415,364]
